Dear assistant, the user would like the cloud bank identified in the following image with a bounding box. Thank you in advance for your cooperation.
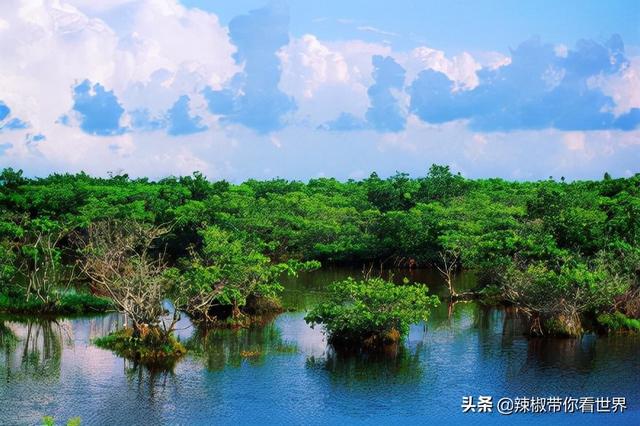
[0,1,637,181]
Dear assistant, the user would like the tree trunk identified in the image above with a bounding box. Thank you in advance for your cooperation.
[232,300,241,319]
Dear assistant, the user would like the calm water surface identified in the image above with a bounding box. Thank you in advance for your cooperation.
[0,268,638,425]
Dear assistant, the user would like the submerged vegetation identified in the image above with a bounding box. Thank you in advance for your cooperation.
[0,164,637,353]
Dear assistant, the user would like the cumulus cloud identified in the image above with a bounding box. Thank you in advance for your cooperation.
[0,0,244,180]
[321,54,407,132]
[0,1,637,181]
[403,47,481,91]
[0,0,236,141]
[590,56,640,116]
[204,3,295,134]
[278,34,350,100]
[279,37,390,125]
[409,35,640,132]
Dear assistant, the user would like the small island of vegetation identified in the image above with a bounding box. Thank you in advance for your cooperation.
[305,277,440,349]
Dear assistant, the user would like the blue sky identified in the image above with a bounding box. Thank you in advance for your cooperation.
[0,0,638,181]
[184,1,640,53]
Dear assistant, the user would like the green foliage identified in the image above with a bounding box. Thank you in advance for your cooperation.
[502,259,630,315]
[0,166,638,335]
[0,291,112,315]
[42,416,81,426]
[597,312,640,332]
[94,327,186,368]
[175,225,319,324]
[305,277,440,348]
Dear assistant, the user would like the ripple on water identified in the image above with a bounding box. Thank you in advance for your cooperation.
[0,269,638,425]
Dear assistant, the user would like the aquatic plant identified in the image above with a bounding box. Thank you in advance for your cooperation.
[94,326,186,368]
[42,416,81,426]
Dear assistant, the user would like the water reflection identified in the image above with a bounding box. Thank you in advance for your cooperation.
[0,321,18,349]
[0,268,638,425]
[306,343,427,384]
[186,321,298,371]
[0,313,138,382]
[0,318,67,380]
[525,336,598,373]
[124,361,180,394]
[279,266,478,311]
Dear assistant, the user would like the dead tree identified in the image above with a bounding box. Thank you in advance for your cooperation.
[19,226,76,307]
[435,249,460,298]
[76,220,179,338]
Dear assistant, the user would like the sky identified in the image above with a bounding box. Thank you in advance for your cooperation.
[0,0,639,181]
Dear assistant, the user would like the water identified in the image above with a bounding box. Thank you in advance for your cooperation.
[0,268,638,425]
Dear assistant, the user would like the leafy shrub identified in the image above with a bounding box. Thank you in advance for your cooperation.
[305,277,439,349]
[597,312,640,332]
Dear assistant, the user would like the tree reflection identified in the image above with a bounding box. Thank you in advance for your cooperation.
[123,360,180,394]
[0,321,18,350]
[186,320,298,371]
[306,343,426,384]
[524,335,598,373]
[0,318,69,380]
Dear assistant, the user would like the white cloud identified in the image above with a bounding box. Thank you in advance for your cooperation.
[563,132,586,151]
[279,37,390,124]
[278,34,350,99]
[464,133,488,160]
[589,56,640,116]
[0,0,237,122]
[269,135,282,149]
[475,51,512,70]
[324,39,393,86]
[402,46,481,90]
[0,1,636,182]
[356,25,398,37]
[554,43,568,58]
[0,0,238,176]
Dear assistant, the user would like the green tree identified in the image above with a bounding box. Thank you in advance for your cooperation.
[175,225,318,324]
[305,277,440,348]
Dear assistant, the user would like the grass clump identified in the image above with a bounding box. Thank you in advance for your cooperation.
[94,327,186,368]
